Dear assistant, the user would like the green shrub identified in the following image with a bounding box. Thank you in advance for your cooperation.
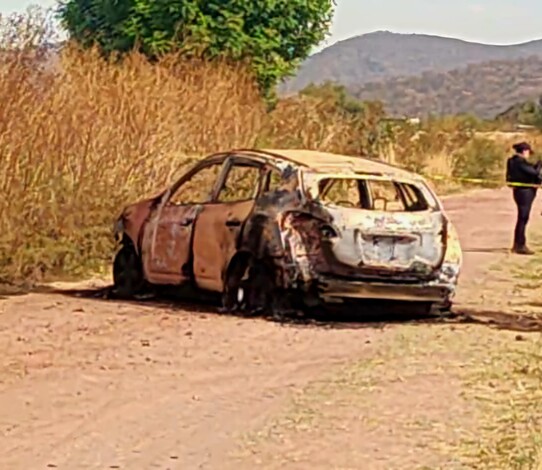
[452,137,505,182]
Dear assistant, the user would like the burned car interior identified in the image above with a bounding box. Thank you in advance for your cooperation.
[317,177,431,212]
[113,148,462,317]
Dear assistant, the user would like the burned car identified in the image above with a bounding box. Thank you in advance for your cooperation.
[112,149,462,315]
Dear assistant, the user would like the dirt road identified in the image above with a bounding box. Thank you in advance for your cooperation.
[1,187,540,470]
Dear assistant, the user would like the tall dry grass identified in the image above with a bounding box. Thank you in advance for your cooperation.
[258,95,390,157]
[0,12,264,282]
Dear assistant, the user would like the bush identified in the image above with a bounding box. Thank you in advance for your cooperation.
[390,117,473,174]
[452,137,505,182]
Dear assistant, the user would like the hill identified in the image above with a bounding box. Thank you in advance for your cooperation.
[280,31,542,94]
[350,56,542,118]
[496,97,542,125]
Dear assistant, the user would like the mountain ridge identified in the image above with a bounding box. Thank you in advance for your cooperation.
[280,31,542,94]
[351,55,542,118]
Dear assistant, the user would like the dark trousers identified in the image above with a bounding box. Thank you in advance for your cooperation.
[513,187,537,248]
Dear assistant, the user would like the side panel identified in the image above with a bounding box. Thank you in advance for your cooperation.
[140,204,200,285]
[192,200,255,292]
[119,198,158,253]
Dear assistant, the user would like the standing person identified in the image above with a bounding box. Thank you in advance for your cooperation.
[506,142,542,255]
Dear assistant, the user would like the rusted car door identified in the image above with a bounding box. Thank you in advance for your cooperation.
[141,160,225,285]
[192,158,264,292]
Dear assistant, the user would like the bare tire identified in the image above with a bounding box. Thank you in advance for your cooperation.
[113,242,144,298]
[222,254,251,313]
[222,254,288,318]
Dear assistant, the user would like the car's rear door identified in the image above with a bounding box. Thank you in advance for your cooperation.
[192,157,264,292]
[140,159,226,285]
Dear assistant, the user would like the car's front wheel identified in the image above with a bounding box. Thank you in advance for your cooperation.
[112,241,144,298]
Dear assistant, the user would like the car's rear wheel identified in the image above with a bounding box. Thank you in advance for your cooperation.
[222,254,291,319]
[113,241,144,298]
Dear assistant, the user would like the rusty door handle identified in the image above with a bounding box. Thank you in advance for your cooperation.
[225,219,241,227]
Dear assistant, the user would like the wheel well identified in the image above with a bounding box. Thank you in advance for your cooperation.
[223,251,253,283]
[120,233,136,250]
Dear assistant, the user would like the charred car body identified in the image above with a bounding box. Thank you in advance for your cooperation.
[113,149,462,315]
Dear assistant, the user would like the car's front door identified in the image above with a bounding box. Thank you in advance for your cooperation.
[192,158,264,292]
[141,160,225,285]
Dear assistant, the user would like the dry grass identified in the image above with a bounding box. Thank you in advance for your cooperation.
[457,242,542,470]
[258,95,388,157]
[460,339,542,470]
[390,119,511,194]
[0,32,391,282]
[0,12,264,282]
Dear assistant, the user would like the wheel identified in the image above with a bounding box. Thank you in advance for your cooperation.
[112,242,144,298]
[430,299,454,318]
[221,254,251,313]
[222,254,291,319]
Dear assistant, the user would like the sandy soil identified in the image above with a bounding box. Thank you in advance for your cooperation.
[1,187,540,469]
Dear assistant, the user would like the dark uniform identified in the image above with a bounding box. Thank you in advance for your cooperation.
[506,143,542,253]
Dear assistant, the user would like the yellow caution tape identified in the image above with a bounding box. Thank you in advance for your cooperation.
[424,173,541,189]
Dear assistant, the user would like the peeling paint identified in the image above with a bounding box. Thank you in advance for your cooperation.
[323,206,445,271]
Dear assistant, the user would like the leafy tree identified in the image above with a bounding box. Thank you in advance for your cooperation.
[57,0,335,97]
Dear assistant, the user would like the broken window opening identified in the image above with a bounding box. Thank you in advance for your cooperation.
[263,168,283,193]
[318,178,429,212]
[217,163,262,203]
[262,165,300,196]
[169,162,223,205]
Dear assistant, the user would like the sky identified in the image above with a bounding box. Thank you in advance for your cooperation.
[2,0,542,48]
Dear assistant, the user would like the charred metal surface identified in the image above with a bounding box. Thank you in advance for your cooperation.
[117,197,159,253]
[192,199,255,292]
[141,204,200,285]
[237,167,461,308]
[316,209,446,280]
[238,165,331,290]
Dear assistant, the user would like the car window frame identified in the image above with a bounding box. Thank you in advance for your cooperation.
[212,156,265,204]
[262,167,283,194]
[164,154,230,206]
[318,178,361,207]
[365,179,402,210]
[315,175,435,212]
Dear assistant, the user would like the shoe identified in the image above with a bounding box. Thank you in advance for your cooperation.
[512,246,535,255]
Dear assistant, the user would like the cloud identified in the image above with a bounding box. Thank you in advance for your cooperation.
[466,4,486,13]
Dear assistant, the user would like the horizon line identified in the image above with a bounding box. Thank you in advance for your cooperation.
[312,29,542,54]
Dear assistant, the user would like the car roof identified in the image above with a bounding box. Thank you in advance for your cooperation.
[227,148,421,180]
